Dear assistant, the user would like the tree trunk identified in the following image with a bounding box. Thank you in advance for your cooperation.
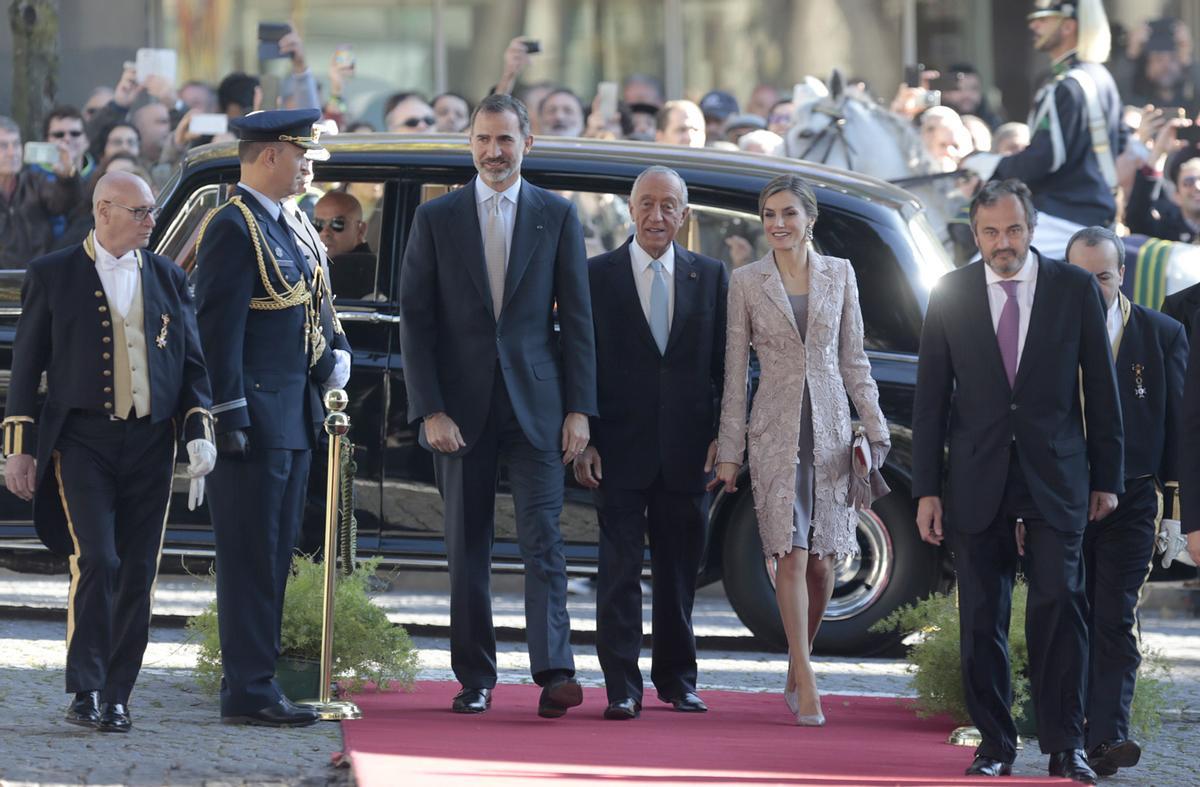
[8,0,59,141]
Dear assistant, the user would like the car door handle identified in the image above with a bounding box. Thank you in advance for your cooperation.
[337,311,402,325]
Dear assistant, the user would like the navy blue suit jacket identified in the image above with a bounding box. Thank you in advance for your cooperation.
[194,187,339,450]
[398,177,597,452]
[4,242,211,553]
[912,252,1125,532]
[1113,301,1187,484]
[588,240,728,493]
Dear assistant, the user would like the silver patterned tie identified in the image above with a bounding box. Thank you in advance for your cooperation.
[483,194,507,318]
[650,259,669,354]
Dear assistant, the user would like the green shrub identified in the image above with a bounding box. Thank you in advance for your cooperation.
[871,580,1170,740]
[187,556,420,695]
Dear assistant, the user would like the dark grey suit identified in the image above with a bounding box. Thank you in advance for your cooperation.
[398,176,597,688]
[912,252,1124,763]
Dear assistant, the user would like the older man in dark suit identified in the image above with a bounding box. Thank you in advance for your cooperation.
[913,179,1123,784]
[573,166,727,719]
[3,171,213,733]
[1065,226,1187,778]
[399,93,596,718]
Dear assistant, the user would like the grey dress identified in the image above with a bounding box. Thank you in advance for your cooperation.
[789,294,815,549]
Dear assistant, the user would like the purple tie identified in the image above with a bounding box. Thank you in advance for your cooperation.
[997,280,1020,386]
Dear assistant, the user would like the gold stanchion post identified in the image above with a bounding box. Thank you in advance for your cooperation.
[300,388,363,720]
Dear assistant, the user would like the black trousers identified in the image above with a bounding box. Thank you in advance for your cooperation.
[432,377,574,689]
[594,475,705,704]
[53,411,175,704]
[208,445,311,716]
[1084,476,1159,749]
[950,451,1088,761]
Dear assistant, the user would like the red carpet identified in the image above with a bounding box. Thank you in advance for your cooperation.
[341,681,1072,786]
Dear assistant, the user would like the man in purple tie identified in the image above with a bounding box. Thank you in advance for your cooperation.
[911,179,1123,784]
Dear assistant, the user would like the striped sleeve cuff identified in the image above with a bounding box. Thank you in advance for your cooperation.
[2,416,35,457]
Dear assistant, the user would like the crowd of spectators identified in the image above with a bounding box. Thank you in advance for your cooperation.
[3,16,1200,270]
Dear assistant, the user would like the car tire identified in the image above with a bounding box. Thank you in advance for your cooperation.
[721,486,941,656]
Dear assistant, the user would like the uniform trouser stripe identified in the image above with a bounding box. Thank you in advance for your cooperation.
[52,414,175,700]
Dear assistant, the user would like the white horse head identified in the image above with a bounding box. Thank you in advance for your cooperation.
[785,70,924,181]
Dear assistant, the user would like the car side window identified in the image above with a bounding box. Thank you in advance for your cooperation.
[309,181,387,303]
[155,183,224,270]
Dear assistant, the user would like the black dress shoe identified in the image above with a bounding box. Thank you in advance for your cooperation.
[964,755,1013,777]
[65,691,100,727]
[659,691,708,713]
[221,699,319,727]
[1087,739,1141,777]
[538,676,583,718]
[98,703,131,733]
[1049,749,1098,785]
[603,698,641,720]
[451,687,492,714]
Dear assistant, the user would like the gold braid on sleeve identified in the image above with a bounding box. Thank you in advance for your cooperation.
[1,416,34,457]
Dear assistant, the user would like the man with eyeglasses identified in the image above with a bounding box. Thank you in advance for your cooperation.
[313,192,370,258]
[44,107,94,181]
[2,170,214,733]
[385,91,435,133]
[0,115,83,269]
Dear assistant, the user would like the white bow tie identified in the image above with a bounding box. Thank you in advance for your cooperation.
[98,255,137,273]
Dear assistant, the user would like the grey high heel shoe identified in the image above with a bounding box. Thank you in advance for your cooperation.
[784,687,800,716]
[795,710,826,726]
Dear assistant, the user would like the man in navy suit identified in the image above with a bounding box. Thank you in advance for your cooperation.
[573,167,726,719]
[912,180,1123,784]
[399,93,597,718]
[3,171,213,732]
[194,109,350,727]
[1064,227,1187,778]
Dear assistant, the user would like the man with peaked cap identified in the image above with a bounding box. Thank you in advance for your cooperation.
[989,0,1125,258]
[3,171,214,733]
[193,108,350,727]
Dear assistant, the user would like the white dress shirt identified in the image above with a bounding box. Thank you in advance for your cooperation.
[984,254,1039,369]
[1106,295,1123,349]
[475,177,522,262]
[629,238,676,326]
[92,236,139,318]
[238,181,285,220]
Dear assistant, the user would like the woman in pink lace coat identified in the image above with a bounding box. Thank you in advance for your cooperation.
[710,175,890,725]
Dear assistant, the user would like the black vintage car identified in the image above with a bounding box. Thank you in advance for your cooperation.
[0,135,956,654]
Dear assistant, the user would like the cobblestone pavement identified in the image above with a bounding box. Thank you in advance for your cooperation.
[0,569,1196,785]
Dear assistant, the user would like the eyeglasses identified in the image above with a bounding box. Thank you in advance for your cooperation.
[402,116,436,128]
[103,200,158,222]
[1181,176,1200,190]
[49,130,85,139]
[313,217,347,232]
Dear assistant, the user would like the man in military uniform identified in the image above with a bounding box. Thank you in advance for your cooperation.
[2,171,214,732]
[193,108,350,727]
[991,0,1125,258]
[1064,227,1188,778]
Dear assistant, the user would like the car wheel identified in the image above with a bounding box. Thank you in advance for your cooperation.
[721,487,941,656]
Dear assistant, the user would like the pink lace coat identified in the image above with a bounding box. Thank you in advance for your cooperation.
[715,252,889,559]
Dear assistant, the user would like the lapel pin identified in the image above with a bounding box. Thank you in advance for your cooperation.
[689,271,698,279]
[536,224,543,230]
[275,246,284,256]
[155,314,171,349]
[1132,363,1147,399]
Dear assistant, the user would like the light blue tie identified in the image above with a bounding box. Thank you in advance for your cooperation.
[650,259,669,354]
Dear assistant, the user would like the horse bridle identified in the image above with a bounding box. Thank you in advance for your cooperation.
[794,104,857,170]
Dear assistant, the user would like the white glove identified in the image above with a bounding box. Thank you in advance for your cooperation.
[186,438,216,511]
[1157,519,1197,568]
[324,349,351,392]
